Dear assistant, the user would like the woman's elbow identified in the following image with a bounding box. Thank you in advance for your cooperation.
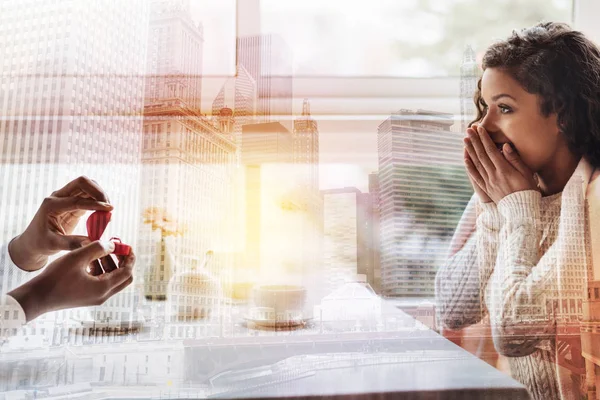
[437,310,480,331]
[491,325,545,357]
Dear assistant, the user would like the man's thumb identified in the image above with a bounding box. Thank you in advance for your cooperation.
[71,240,115,264]
[53,234,91,251]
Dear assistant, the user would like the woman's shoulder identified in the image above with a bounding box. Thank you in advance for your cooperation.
[588,167,600,201]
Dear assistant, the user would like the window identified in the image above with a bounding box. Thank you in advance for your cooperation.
[261,0,572,77]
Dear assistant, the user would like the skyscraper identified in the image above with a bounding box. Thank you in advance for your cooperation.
[460,45,479,134]
[293,99,319,194]
[145,0,204,112]
[377,109,472,297]
[321,188,372,298]
[368,172,382,294]
[211,67,257,297]
[211,65,257,142]
[140,0,237,334]
[0,0,149,335]
[236,34,293,132]
[293,99,322,282]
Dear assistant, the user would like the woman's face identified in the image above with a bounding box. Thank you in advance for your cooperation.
[477,67,561,172]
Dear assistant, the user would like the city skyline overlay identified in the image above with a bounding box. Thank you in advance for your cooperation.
[4,1,598,399]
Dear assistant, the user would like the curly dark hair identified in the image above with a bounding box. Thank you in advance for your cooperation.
[471,21,600,168]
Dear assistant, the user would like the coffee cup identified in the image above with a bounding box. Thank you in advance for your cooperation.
[252,284,307,316]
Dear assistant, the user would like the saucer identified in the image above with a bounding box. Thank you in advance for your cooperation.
[243,315,312,328]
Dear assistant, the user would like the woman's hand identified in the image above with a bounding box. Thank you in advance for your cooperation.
[464,144,494,204]
[464,125,540,204]
[8,176,113,271]
[7,241,136,322]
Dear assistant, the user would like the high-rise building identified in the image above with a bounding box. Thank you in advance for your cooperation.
[237,34,293,132]
[368,172,382,294]
[0,0,149,336]
[140,110,236,298]
[460,45,479,134]
[145,0,204,112]
[211,67,257,294]
[211,65,257,143]
[293,99,319,193]
[140,0,237,336]
[321,188,372,298]
[377,109,472,297]
[293,99,322,284]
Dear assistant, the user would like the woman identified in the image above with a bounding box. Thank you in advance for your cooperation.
[435,22,600,400]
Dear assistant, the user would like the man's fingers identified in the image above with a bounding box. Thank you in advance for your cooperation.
[44,196,113,213]
[70,240,115,265]
[97,255,135,294]
[88,260,104,276]
[100,255,118,273]
[105,276,134,299]
[117,251,136,273]
[50,234,91,251]
[52,176,110,203]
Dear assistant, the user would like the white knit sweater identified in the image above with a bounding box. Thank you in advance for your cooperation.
[435,156,599,400]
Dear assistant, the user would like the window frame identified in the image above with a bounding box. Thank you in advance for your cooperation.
[252,0,585,121]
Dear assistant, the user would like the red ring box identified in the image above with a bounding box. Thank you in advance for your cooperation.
[86,211,131,256]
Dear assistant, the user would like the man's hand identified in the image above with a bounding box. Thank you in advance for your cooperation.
[7,241,135,322]
[8,176,113,271]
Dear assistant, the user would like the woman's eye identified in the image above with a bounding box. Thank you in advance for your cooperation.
[499,105,512,114]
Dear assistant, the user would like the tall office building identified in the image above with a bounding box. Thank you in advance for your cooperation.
[211,67,257,295]
[211,65,257,142]
[293,99,322,282]
[140,0,237,335]
[145,0,203,112]
[293,99,319,193]
[0,0,149,335]
[237,34,293,132]
[321,188,372,298]
[377,109,472,297]
[368,173,382,294]
[460,45,479,133]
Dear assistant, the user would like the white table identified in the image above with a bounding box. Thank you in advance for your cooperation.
[0,302,530,399]
[181,304,530,399]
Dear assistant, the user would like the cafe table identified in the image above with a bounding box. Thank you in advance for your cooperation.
[0,301,530,399]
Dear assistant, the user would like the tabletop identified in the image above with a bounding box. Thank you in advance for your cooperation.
[0,300,530,399]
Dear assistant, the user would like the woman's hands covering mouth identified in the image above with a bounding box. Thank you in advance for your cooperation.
[463,124,540,204]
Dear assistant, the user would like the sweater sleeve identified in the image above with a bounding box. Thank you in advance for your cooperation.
[435,194,502,331]
[488,190,556,357]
